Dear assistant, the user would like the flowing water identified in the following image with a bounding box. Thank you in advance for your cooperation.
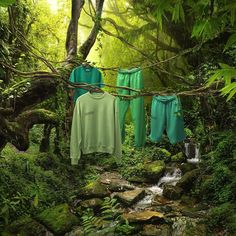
[184,142,201,164]
[133,168,182,211]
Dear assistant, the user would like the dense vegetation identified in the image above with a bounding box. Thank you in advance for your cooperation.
[0,0,236,235]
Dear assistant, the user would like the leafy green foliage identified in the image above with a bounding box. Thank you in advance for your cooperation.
[191,17,224,40]
[81,197,134,236]
[207,203,236,234]
[196,131,236,204]
[81,209,103,235]
[0,0,16,7]
[207,64,236,101]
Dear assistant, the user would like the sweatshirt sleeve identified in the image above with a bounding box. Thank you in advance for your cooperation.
[113,98,122,158]
[70,100,82,165]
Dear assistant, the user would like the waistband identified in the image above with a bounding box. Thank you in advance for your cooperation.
[154,95,177,103]
[118,67,141,74]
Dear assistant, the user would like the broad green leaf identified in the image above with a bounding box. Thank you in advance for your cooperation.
[0,0,16,7]
[220,82,236,94]
[207,68,236,86]
[227,87,236,101]
[219,63,232,69]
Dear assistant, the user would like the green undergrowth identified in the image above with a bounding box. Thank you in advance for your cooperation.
[0,143,102,231]
[193,131,236,234]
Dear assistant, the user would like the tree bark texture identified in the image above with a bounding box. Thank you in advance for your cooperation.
[66,0,85,61]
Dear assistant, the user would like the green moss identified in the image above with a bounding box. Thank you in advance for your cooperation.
[36,204,79,235]
[4,216,52,236]
[171,152,186,163]
[4,217,33,233]
[143,160,166,181]
[81,180,109,198]
[151,148,171,162]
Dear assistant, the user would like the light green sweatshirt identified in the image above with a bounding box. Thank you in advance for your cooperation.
[70,92,122,165]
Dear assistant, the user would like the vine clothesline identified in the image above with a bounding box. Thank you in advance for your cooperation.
[66,81,219,99]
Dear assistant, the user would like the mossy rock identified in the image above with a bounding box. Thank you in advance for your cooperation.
[128,175,148,183]
[113,189,146,206]
[163,185,183,200]
[140,224,172,236]
[80,180,109,198]
[80,198,103,209]
[176,169,200,192]
[152,148,171,162]
[171,152,186,163]
[3,216,53,236]
[180,163,197,174]
[143,160,166,182]
[36,203,79,235]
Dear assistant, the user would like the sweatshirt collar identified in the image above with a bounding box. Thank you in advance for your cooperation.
[88,91,106,99]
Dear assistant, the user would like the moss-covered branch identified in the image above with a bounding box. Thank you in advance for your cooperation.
[0,109,57,151]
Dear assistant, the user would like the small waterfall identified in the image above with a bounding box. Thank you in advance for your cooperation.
[185,141,201,164]
[134,168,182,211]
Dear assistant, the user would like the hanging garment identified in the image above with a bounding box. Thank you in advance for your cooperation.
[116,68,146,147]
[150,95,185,144]
[69,65,103,102]
[70,92,122,165]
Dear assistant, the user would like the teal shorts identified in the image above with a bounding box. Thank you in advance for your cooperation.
[150,96,185,144]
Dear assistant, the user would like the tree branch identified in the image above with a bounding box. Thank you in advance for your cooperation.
[0,109,57,151]
[79,0,105,59]
[66,0,85,62]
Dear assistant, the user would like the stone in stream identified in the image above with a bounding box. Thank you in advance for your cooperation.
[176,169,200,192]
[140,224,172,236]
[163,185,183,200]
[35,203,79,235]
[122,210,164,223]
[153,195,173,205]
[112,189,146,206]
[143,160,166,183]
[99,171,135,191]
[179,162,197,174]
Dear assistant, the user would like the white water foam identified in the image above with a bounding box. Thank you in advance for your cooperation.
[134,168,182,210]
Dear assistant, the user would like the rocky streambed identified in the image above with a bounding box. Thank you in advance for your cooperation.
[3,156,209,236]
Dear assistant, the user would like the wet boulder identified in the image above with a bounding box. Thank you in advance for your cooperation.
[143,160,166,182]
[99,171,135,192]
[112,188,146,206]
[176,169,200,192]
[122,210,164,223]
[163,185,183,200]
